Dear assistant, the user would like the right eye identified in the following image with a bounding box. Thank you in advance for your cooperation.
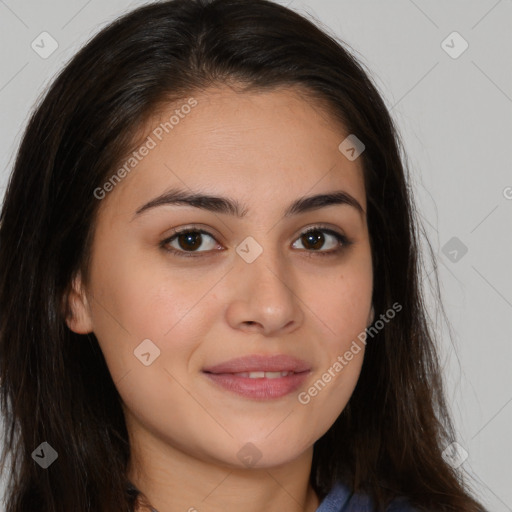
[160,228,222,258]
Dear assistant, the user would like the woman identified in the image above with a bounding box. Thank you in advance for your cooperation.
[0,0,487,511]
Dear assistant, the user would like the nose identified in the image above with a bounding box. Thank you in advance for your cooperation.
[225,246,304,336]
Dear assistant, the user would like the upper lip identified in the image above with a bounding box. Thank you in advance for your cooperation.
[202,354,311,374]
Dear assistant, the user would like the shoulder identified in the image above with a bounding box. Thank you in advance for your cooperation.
[347,491,419,512]
[316,482,420,512]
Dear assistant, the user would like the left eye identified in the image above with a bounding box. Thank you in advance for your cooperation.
[162,229,219,256]
[291,228,347,253]
[161,227,349,257]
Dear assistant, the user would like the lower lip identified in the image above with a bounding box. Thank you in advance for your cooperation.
[203,371,310,400]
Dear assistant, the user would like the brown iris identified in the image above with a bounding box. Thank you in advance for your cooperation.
[177,231,203,251]
[301,230,324,250]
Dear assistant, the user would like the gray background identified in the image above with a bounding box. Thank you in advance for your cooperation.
[0,0,511,510]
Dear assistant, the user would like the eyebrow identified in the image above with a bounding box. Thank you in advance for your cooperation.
[133,187,365,219]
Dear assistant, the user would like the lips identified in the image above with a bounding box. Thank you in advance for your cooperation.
[202,354,311,374]
[202,354,311,400]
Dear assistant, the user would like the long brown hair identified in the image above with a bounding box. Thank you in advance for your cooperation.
[0,0,486,510]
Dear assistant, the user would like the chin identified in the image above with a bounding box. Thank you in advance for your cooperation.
[216,436,313,470]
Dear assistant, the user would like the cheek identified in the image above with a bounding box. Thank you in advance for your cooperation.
[308,254,373,346]
[296,253,371,413]
[86,245,223,376]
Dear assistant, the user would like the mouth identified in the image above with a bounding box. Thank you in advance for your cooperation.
[202,354,312,400]
[222,371,296,378]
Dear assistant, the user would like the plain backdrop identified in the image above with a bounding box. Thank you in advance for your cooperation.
[0,0,511,510]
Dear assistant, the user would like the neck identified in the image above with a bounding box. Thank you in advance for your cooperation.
[128,428,319,512]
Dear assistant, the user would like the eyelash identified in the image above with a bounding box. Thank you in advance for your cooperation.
[159,224,352,259]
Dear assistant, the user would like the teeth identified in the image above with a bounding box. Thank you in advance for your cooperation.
[234,371,291,379]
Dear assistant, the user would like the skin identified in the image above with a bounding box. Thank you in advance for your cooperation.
[66,85,374,512]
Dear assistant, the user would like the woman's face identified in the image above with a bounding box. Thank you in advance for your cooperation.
[66,85,373,469]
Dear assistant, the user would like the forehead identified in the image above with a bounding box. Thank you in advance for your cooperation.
[100,85,366,218]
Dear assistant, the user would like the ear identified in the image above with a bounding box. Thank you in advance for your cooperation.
[64,272,94,334]
[367,305,375,327]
